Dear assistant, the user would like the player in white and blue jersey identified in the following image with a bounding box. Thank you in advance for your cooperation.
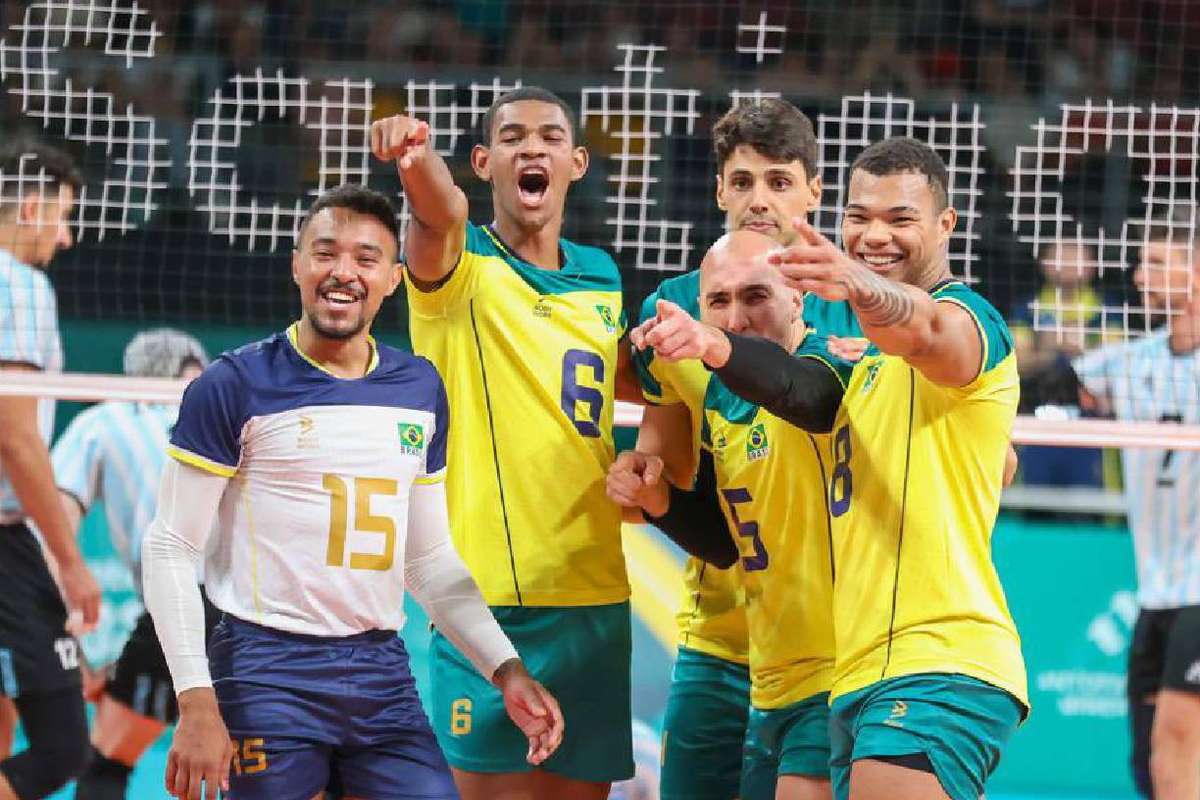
[142,184,564,800]
[52,328,217,800]
[0,139,99,800]
[1074,207,1200,800]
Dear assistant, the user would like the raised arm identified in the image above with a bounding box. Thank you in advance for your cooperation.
[771,220,984,387]
[370,115,469,286]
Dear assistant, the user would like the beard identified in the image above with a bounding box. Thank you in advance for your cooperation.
[306,309,368,340]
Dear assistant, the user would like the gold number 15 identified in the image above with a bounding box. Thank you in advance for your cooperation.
[322,474,398,571]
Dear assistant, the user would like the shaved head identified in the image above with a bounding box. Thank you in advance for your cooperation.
[699,230,802,349]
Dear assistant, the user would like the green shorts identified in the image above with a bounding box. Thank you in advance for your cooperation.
[829,673,1025,800]
[740,692,832,799]
[430,602,634,783]
[659,647,750,800]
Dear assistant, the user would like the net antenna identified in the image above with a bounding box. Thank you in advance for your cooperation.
[814,93,986,282]
[188,69,374,252]
[582,44,700,272]
[0,0,169,239]
[1010,100,1200,341]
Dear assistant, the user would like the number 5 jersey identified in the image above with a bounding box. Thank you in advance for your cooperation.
[406,222,628,608]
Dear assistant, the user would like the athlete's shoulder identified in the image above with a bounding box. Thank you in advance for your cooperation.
[374,344,446,393]
[561,236,622,291]
[802,295,860,337]
[703,372,758,425]
[932,279,1013,372]
[795,329,857,388]
[641,271,701,324]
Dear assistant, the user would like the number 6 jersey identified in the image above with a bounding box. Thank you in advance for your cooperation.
[406,222,628,607]
[167,324,448,637]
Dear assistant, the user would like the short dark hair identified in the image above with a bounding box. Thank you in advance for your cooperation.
[850,137,950,211]
[479,86,579,145]
[0,138,82,212]
[297,184,399,252]
[712,99,818,180]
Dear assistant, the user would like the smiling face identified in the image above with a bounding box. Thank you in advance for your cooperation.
[716,144,821,246]
[292,207,402,341]
[842,169,956,289]
[699,230,801,347]
[471,99,588,234]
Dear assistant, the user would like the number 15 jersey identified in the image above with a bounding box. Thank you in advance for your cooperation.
[167,325,449,638]
[406,223,628,607]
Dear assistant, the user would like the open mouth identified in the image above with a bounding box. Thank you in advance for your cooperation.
[517,168,550,208]
[858,253,905,272]
[319,283,364,309]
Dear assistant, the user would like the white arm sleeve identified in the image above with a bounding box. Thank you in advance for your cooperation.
[141,458,228,693]
[405,480,518,681]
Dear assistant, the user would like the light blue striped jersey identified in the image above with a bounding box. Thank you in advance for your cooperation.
[1074,330,1200,608]
[51,401,176,597]
[0,249,62,516]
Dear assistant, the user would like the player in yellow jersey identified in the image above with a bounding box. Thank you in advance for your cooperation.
[628,99,827,800]
[371,88,634,800]
[637,137,1027,800]
[616,229,864,800]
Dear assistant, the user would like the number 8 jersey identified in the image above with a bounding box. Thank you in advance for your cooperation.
[406,223,628,607]
[166,324,449,637]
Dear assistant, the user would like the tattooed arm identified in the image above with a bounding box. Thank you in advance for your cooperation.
[771,221,985,387]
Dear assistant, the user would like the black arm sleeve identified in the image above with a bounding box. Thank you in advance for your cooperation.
[714,332,845,434]
[645,450,738,569]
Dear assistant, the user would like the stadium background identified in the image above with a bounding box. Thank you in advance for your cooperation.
[3,0,1195,796]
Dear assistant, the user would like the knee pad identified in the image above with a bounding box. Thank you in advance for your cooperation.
[1,689,91,799]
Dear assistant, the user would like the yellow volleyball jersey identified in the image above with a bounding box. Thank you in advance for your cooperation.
[406,222,628,607]
[828,280,1028,707]
[703,331,854,709]
[634,271,748,665]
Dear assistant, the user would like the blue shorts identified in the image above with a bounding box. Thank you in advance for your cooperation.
[829,673,1024,800]
[209,616,456,800]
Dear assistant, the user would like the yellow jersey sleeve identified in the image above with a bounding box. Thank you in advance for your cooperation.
[404,223,487,319]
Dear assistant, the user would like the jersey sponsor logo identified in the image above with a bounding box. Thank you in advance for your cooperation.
[297,415,319,449]
[595,304,617,333]
[862,360,882,394]
[1186,660,1200,685]
[746,422,769,462]
[883,699,908,728]
[398,423,426,455]
[533,297,552,319]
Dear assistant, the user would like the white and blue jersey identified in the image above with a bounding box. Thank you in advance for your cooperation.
[168,323,448,637]
[52,402,175,596]
[0,249,62,518]
[1075,330,1200,608]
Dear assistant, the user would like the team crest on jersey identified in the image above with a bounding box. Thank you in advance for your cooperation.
[861,360,882,394]
[297,415,319,449]
[397,423,425,455]
[533,297,552,319]
[595,304,617,334]
[746,422,769,461]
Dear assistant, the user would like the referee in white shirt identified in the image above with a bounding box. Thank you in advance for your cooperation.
[53,329,217,800]
[1075,207,1200,800]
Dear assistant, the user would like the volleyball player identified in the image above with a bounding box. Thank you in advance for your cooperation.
[0,138,98,800]
[141,184,562,800]
[372,87,635,800]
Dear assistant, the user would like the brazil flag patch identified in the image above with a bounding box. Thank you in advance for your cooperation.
[398,422,426,455]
